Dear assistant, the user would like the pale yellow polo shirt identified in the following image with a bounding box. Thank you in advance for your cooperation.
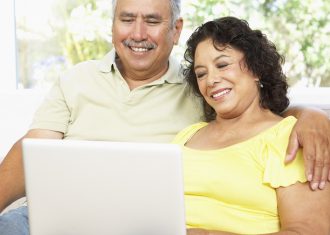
[30,49,203,143]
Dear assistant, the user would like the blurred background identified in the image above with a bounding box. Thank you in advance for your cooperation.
[14,0,330,90]
[1,0,329,212]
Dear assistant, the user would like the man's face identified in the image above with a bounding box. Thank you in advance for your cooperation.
[112,0,183,78]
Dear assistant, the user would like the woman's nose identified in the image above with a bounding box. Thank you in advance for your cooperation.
[207,75,222,86]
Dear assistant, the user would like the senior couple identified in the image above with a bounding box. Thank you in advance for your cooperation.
[0,0,330,234]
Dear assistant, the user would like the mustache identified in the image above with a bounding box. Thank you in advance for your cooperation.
[123,40,157,49]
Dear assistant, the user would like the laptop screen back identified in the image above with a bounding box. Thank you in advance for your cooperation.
[22,139,186,235]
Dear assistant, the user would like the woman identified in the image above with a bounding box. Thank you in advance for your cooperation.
[173,16,330,234]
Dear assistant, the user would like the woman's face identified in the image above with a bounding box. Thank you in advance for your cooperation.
[194,39,261,119]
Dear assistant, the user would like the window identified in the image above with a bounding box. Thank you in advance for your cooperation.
[14,0,112,89]
[2,0,330,110]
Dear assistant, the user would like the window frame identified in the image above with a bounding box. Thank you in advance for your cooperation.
[0,0,17,91]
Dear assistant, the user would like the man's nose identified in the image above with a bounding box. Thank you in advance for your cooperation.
[131,20,147,41]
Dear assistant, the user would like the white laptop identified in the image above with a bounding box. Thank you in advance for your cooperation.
[22,138,186,235]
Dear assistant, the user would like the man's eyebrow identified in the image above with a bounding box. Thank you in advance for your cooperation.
[143,13,162,20]
[119,11,136,17]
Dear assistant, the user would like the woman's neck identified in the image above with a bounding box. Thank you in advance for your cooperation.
[186,108,282,150]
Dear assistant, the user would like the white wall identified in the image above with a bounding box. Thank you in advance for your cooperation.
[0,0,17,91]
[0,90,45,161]
[289,88,330,118]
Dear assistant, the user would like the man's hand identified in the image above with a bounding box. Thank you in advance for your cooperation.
[285,108,330,190]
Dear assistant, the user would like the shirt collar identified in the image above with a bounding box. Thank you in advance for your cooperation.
[97,48,184,84]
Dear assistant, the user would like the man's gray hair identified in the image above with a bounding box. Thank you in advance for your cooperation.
[111,0,181,28]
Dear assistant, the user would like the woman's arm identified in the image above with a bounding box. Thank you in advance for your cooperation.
[187,181,330,235]
[283,106,330,190]
[187,228,234,235]
[275,181,330,234]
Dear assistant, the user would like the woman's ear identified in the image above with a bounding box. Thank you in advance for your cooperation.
[255,79,264,88]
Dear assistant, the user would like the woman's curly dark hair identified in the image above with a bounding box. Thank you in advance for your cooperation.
[183,16,289,121]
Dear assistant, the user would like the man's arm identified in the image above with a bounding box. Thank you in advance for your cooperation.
[283,106,330,190]
[0,129,63,212]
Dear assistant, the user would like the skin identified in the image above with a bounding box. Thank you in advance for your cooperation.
[191,34,330,189]
[284,107,330,189]
[0,129,63,211]
[111,0,183,90]
[0,0,329,215]
[194,42,261,121]
[0,0,184,213]
[185,39,330,234]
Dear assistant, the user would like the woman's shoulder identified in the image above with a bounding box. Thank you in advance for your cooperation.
[172,122,208,145]
[260,116,297,139]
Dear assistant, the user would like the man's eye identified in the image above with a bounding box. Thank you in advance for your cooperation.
[146,19,160,25]
[121,18,134,23]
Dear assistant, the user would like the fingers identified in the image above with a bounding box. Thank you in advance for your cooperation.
[303,147,316,189]
[315,138,330,189]
[304,138,330,191]
[309,156,329,191]
[285,132,299,163]
[319,163,330,189]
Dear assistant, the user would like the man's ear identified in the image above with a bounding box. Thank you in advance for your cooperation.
[173,17,183,45]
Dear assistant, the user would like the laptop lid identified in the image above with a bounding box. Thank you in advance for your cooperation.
[22,138,186,235]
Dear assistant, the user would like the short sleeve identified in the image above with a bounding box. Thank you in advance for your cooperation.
[262,117,307,188]
[29,76,71,133]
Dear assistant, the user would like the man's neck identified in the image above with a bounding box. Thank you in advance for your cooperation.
[115,59,169,90]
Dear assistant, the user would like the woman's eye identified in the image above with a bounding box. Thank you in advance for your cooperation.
[217,63,228,69]
[196,73,206,80]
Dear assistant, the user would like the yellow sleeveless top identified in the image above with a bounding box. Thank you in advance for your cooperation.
[172,116,306,234]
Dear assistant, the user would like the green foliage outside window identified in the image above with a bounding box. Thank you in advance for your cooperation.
[16,0,330,88]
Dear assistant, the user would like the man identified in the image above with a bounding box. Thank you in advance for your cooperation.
[0,0,329,234]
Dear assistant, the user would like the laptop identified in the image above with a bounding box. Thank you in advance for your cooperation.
[22,138,186,235]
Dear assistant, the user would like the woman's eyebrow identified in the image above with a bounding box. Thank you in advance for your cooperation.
[194,55,229,70]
